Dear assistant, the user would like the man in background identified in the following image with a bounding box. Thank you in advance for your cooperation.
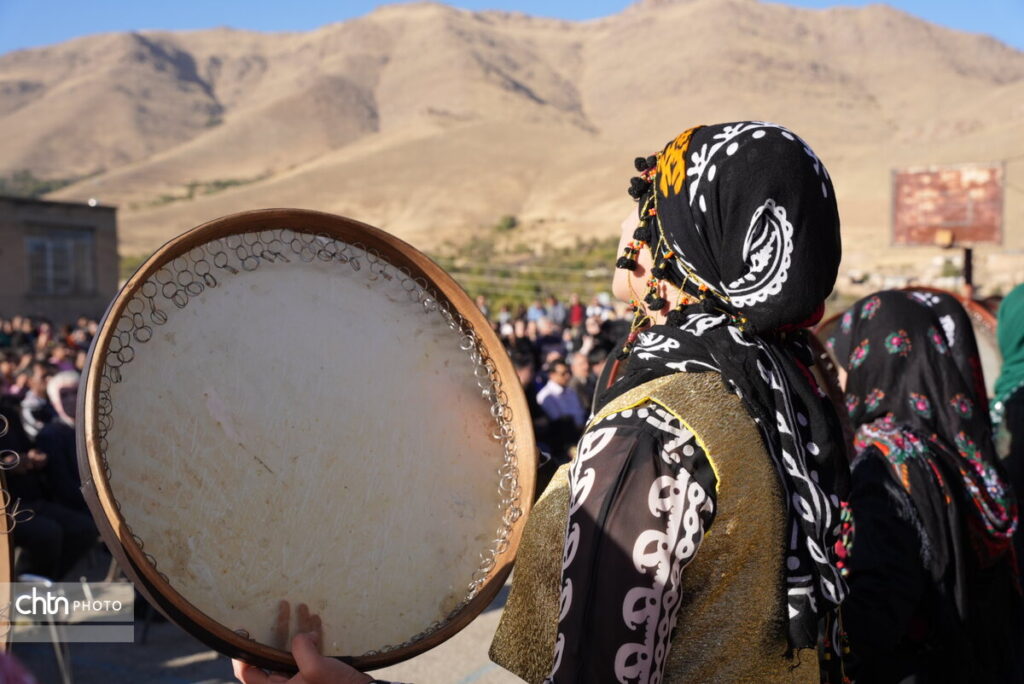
[536,358,586,440]
[568,352,596,416]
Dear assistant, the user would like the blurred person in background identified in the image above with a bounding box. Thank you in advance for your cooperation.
[534,317,565,360]
[568,293,585,330]
[14,350,33,374]
[4,368,29,400]
[49,344,75,372]
[546,294,567,327]
[509,318,536,366]
[536,357,585,464]
[542,349,563,370]
[9,316,34,352]
[33,321,52,355]
[570,315,603,356]
[511,351,561,495]
[587,346,611,386]
[524,319,539,344]
[0,402,96,580]
[497,303,512,326]
[58,324,75,348]
[35,371,86,512]
[830,290,1022,682]
[474,294,490,319]
[568,351,595,416]
[0,354,16,394]
[526,299,546,322]
[560,325,575,352]
[993,283,1024,579]
[18,364,52,439]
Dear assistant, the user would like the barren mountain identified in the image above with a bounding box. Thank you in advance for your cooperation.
[1,0,1022,282]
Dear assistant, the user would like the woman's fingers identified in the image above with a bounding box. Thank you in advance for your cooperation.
[273,600,291,650]
[291,632,326,680]
[232,659,290,684]
[311,613,323,648]
[296,602,312,634]
[232,660,270,684]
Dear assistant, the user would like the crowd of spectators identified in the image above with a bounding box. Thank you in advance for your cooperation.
[0,293,627,576]
[480,293,632,486]
[0,315,98,580]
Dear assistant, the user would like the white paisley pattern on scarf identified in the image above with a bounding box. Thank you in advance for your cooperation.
[623,324,848,644]
[676,313,728,337]
[939,314,957,349]
[668,124,827,301]
[634,332,682,359]
[724,199,795,307]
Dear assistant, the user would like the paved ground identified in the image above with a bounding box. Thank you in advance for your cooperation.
[14,570,522,684]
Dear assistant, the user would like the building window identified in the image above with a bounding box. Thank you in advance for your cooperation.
[24,227,96,295]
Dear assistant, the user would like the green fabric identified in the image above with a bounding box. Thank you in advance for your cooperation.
[996,283,1024,407]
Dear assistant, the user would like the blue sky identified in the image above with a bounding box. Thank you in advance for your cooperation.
[1,0,1021,55]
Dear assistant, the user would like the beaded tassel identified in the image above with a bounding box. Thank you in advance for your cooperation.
[615,240,642,271]
[643,274,667,311]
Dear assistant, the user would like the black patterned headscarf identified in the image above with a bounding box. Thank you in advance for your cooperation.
[921,289,991,419]
[828,290,1017,569]
[607,122,848,650]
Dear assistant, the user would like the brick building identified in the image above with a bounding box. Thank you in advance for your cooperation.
[0,196,118,323]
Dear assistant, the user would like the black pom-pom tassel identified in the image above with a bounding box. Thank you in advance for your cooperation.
[647,296,667,310]
[634,157,649,172]
[616,257,637,270]
[666,309,687,326]
[646,155,658,170]
[650,265,667,280]
[629,177,650,195]
[633,226,650,242]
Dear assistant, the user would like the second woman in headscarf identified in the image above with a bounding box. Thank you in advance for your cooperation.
[829,290,1022,682]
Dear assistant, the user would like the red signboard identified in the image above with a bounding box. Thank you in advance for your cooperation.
[892,164,1003,246]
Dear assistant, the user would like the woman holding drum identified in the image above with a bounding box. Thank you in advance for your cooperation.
[236,122,852,683]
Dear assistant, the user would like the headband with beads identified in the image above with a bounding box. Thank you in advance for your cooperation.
[615,146,750,354]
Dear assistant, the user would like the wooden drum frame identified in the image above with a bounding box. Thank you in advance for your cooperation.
[76,209,536,671]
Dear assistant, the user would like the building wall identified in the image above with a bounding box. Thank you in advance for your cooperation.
[0,196,118,323]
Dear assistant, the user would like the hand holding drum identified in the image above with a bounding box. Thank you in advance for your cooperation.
[232,602,371,684]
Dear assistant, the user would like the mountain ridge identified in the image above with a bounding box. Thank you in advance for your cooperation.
[1,0,1021,284]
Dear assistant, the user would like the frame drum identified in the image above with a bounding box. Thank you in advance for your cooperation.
[77,210,536,670]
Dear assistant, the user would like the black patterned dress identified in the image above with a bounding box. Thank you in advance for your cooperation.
[550,404,717,681]
[492,371,823,684]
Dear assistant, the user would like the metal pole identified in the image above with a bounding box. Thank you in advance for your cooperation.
[963,246,974,299]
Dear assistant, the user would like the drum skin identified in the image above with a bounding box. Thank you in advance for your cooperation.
[77,209,536,671]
